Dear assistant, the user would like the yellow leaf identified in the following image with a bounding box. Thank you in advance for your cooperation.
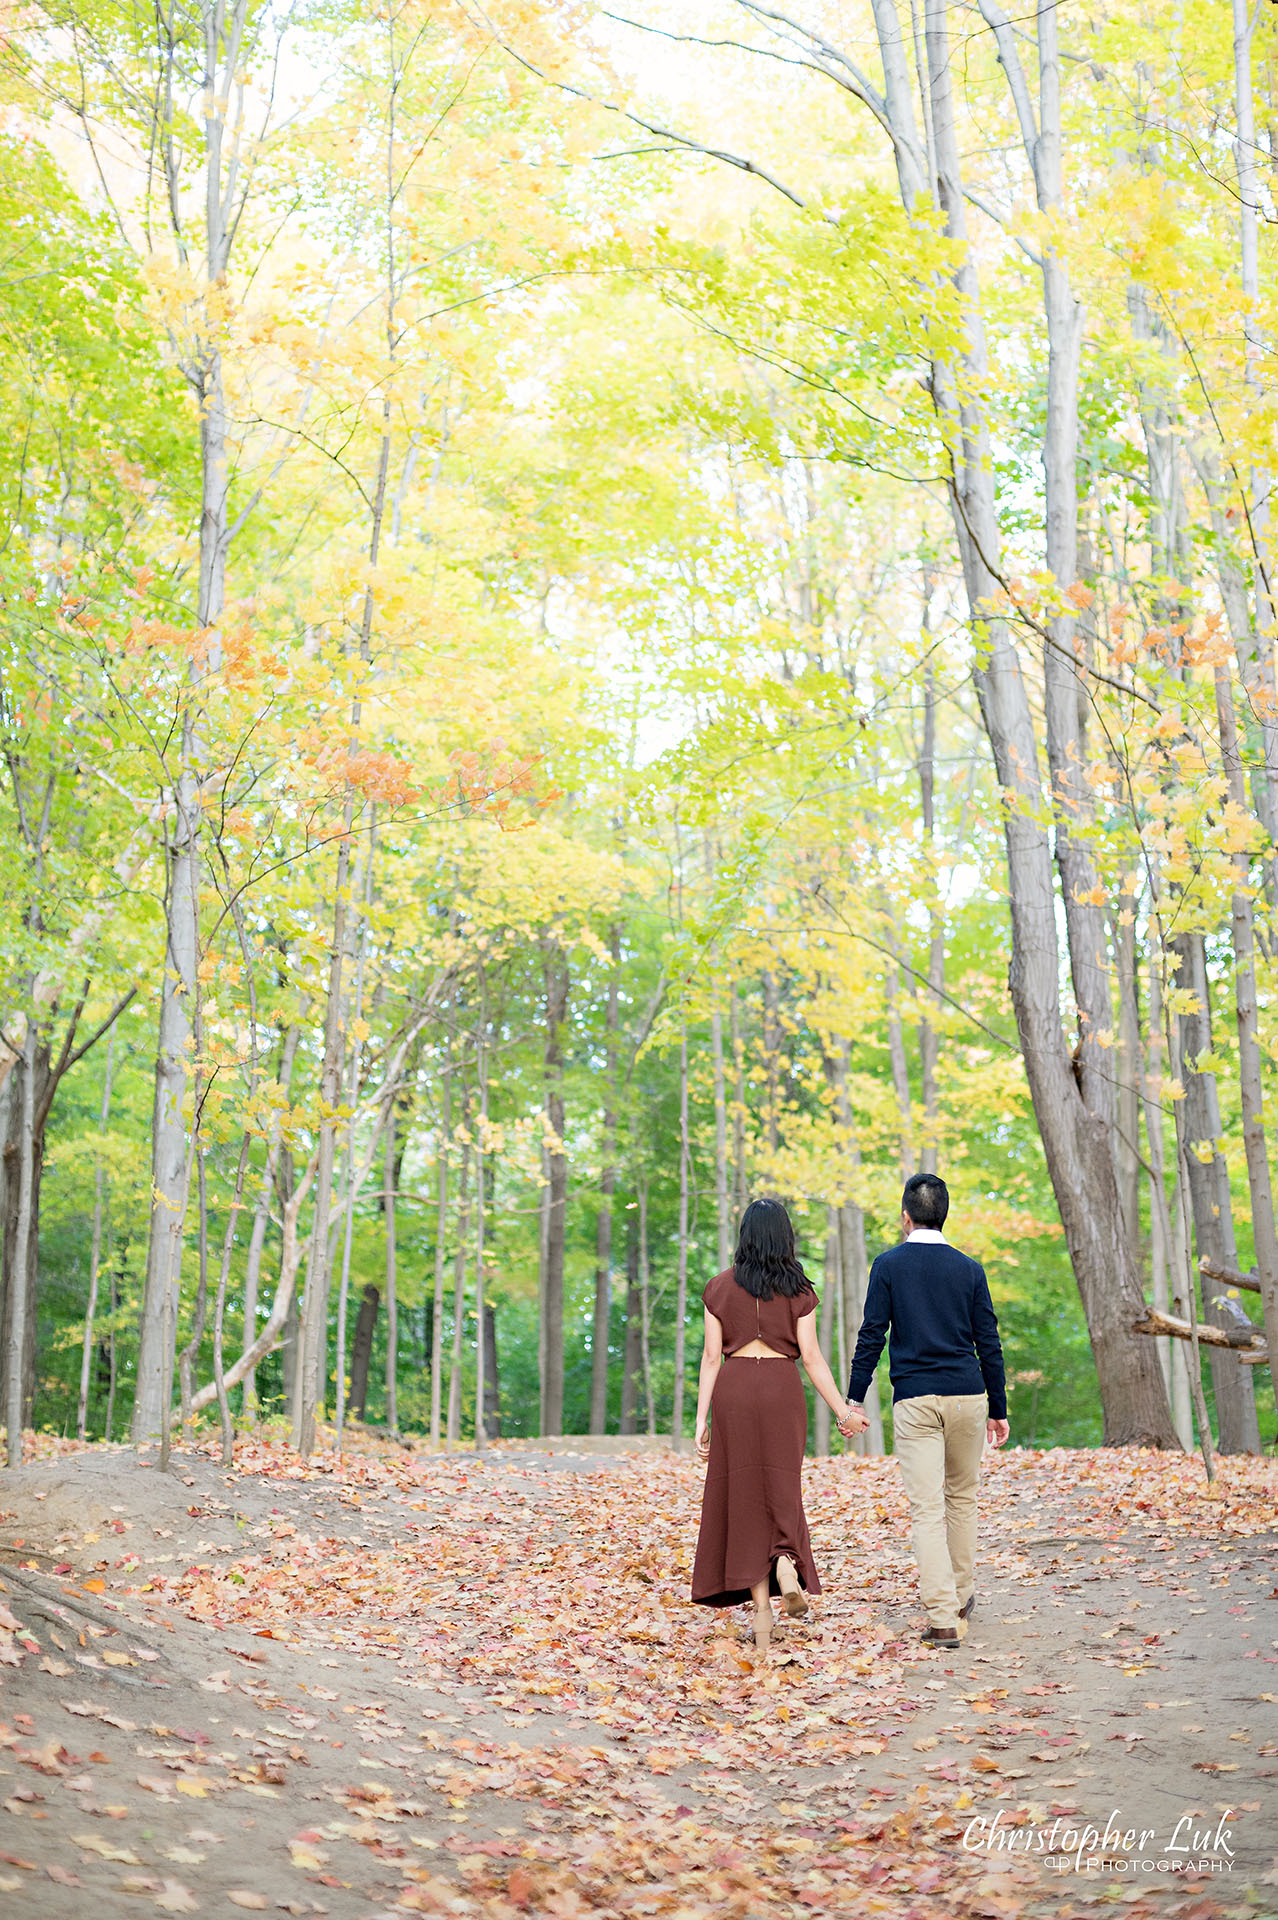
[174,1777,208,1797]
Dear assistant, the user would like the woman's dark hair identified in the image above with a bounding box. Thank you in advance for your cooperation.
[732,1197,815,1300]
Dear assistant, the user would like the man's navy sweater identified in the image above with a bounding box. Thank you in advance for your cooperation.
[847,1238,1007,1418]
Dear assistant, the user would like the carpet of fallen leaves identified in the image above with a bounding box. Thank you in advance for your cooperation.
[142,1442,1277,1917]
[3,1437,1275,1919]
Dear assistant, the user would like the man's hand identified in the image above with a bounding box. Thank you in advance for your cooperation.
[837,1403,869,1437]
[695,1418,711,1459]
[986,1418,1010,1448]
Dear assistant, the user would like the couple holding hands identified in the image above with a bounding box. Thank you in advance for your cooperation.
[691,1179,1009,1653]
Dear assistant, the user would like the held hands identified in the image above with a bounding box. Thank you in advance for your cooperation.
[836,1402,869,1438]
[987,1418,1010,1448]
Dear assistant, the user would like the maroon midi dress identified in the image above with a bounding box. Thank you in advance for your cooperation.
[691,1267,823,1608]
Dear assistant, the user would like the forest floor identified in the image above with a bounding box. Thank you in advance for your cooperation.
[0,1434,1275,1920]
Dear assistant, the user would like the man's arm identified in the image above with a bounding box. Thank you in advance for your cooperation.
[972,1265,1008,1421]
[847,1262,890,1407]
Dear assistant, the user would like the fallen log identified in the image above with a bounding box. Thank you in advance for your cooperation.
[1199,1257,1262,1296]
[1134,1307,1267,1359]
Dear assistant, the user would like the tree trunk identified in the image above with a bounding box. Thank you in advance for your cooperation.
[917,636,943,1176]
[241,1025,299,1418]
[1167,932,1261,1451]
[347,1285,380,1422]
[446,1141,471,1447]
[761,969,782,1154]
[590,925,620,1433]
[729,986,748,1212]
[77,1033,115,1442]
[482,1300,500,1438]
[638,1178,655,1435]
[383,1111,398,1435]
[670,1024,691,1445]
[825,1040,883,1453]
[1111,900,1143,1267]
[1213,665,1278,1423]
[711,1001,732,1265]
[3,1017,38,1465]
[619,1211,642,1435]
[429,1039,451,1448]
[883,954,914,1179]
[540,949,569,1436]
[814,1210,838,1456]
[908,0,1176,1444]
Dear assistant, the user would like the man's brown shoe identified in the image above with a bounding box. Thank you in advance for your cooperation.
[959,1595,975,1620]
[921,1623,965,1647]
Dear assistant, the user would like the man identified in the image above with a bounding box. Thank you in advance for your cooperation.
[838,1174,1008,1647]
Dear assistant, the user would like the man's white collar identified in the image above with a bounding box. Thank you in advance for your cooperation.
[907,1228,947,1243]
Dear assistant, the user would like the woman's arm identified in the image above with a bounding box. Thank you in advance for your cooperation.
[796,1308,854,1423]
[694,1308,724,1458]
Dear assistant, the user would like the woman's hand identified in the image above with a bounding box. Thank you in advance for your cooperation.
[837,1402,869,1437]
[695,1417,711,1459]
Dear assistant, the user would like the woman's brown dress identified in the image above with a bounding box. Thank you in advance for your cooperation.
[691,1267,823,1608]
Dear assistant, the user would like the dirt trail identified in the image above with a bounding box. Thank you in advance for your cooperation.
[0,1440,1274,1919]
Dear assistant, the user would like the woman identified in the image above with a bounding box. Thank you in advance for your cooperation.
[691,1197,864,1651]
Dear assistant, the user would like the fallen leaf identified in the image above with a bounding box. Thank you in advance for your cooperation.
[154,1878,199,1913]
[73,1834,143,1864]
[227,1895,268,1911]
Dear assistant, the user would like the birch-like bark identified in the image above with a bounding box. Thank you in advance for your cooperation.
[77,1033,115,1442]
[814,1211,839,1456]
[917,637,943,1176]
[240,1025,299,1417]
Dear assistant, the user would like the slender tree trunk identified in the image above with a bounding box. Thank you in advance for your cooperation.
[590,926,620,1433]
[814,1210,838,1456]
[429,1044,451,1448]
[917,638,943,1176]
[473,980,489,1452]
[104,1256,119,1442]
[3,1017,38,1466]
[1167,931,1261,1451]
[383,1111,398,1435]
[638,1178,655,1436]
[540,948,568,1436]
[482,1301,500,1437]
[77,1033,115,1442]
[1214,666,1278,1421]
[1111,900,1143,1267]
[826,1040,883,1454]
[761,970,782,1155]
[347,1285,380,1421]
[729,987,748,1213]
[333,827,377,1453]
[1142,958,1192,1446]
[241,1025,299,1418]
[619,1212,642,1435]
[670,1024,691,1446]
[210,1133,252,1465]
[884,954,914,1179]
[446,1141,471,1447]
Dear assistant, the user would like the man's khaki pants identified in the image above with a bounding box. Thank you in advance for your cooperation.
[893,1393,987,1632]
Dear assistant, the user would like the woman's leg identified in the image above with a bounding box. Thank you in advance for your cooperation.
[750,1576,773,1652]
[775,1553,809,1616]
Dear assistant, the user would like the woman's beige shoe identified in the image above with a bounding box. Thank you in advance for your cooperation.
[753,1605,774,1653]
[775,1554,809,1618]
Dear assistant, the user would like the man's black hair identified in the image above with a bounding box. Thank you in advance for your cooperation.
[902,1172,949,1229]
